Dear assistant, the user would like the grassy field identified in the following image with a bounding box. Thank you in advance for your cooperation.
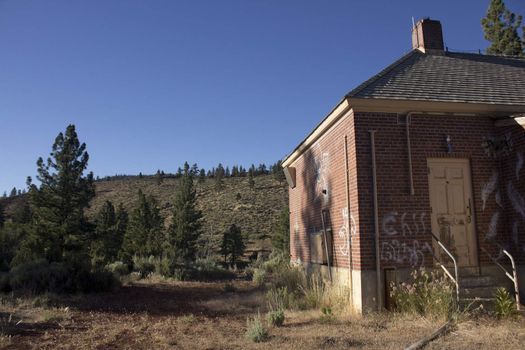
[1,277,523,349]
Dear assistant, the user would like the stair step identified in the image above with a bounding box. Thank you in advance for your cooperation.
[459,275,494,288]
[459,286,500,299]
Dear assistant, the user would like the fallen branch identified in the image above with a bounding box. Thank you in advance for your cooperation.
[404,322,454,350]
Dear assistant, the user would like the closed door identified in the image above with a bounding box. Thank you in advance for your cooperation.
[427,158,477,267]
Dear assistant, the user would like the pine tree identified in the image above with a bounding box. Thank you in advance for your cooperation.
[16,125,95,267]
[272,207,290,254]
[121,190,164,263]
[91,200,117,267]
[248,171,255,189]
[9,187,17,197]
[220,224,245,267]
[0,201,4,228]
[215,163,225,191]
[482,0,524,56]
[168,169,202,262]
[199,169,206,183]
[272,160,286,185]
[156,169,163,185]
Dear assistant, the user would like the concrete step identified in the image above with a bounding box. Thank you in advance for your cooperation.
[459,275,495,288]
[459,286,501,299]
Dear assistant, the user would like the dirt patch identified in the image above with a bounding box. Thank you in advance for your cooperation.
[0,280,523,349]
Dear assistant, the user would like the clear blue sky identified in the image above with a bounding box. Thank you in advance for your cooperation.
[1,0,524,194]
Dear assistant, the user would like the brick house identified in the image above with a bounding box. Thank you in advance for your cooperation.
[282,18,525,313]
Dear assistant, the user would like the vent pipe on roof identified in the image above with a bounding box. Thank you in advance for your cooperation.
[411,18,444,53]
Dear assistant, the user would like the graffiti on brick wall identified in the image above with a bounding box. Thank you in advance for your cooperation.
[382,211,427,237]
[380,211,431,266]
[313,148,330,203]
[481,133,512,159]
[380,240,432,267]
[337,207,356,256]
[481,171,498,211]
[486,212,500,240]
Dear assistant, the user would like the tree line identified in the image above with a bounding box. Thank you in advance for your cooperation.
[0,125,289,293]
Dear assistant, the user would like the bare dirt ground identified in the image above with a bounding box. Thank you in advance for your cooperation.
[0,279,523,349]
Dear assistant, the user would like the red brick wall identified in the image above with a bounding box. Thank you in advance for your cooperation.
[289,110,518,271]
[289,111,360,269]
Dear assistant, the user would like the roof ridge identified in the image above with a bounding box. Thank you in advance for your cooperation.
[445,50,525,60]
[346,49,422,98]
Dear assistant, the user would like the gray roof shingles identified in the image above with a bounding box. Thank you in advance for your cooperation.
[347,50,525,106]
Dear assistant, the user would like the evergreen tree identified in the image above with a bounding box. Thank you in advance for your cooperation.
[231,165,239,177]
[121,190,164,263]
[16,124,95,267]
[91,200,117,267]
[225,166,231,177]
[2,192,6,198]
[12,200,31,224]
[248,171,255,189]
[220,224,245,267]
[272,206,290,254]
[272,160,286,185]
[156,169,163,185]
[482,0,524,56]
[139,172,143,179]
[198,169,206,183]
[215,163,225,191]
[9,187,17,197]
[191,163,199,176]
[167,170,202,262]
[0,201,4,228]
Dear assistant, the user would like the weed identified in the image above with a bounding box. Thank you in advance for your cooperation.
[245,311,269,343]
[252,268,266,287]
[179,314,197,324]
[266,309,285,327]
[105,261,129,277]
[390,268,455,319]
[494,287,517,319]
[266,286,294,310]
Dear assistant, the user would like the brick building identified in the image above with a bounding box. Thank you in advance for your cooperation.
[282,18,525,313]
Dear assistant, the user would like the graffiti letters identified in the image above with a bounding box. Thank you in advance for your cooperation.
[481,171,498,211]
[380,240,432,267]
[382,211,426,237]
[313,149,330,203]
[337,207,356,256]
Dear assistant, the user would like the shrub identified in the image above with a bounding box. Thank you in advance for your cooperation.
[262,251,288,273]
[9,259,118,294]
[390,268,455,319]
[78,269,120,293]
[266,309,285,327]
[252,268,266,287]
[105,261,129,277]
[494,287,517,319]
[266,286,294,310]
[189,259,235,281]
[297,273,348,311]
[272,265,305,294]
[132,256,156,278]
[245,312,268,343]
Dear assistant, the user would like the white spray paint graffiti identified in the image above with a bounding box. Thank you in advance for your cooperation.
[486,212,500,239]
[495,191,503,208]
[337,207,356,256]
[517,152,523,180]
[507,182,525,220]
[313,149,330,203]
[382,211,426,236]
[481,171,498,211]
[380,240,433,267]
[380,211,431,266]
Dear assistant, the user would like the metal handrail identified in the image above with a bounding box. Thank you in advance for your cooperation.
[430,232,460,302]
[481,246,521,311]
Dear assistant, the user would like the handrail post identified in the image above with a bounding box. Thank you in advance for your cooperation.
[503,250,521,311]
[430,232,459,304]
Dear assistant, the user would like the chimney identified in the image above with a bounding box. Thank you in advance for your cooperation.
[411,18,444,52]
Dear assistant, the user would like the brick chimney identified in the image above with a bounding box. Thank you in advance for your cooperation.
[411,18,444,52]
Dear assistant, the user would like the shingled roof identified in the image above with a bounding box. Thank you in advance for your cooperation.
[347,50,525,106]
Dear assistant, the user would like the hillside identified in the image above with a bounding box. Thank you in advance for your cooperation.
[90,174,288,257]
[1,174,288,257]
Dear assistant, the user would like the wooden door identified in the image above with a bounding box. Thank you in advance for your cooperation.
[427,158,478,268]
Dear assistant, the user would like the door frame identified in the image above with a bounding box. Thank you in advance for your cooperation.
[427,157,479,272]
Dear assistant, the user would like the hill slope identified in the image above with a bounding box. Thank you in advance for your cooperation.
[87,175,288,256]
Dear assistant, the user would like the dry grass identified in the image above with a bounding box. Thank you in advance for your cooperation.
[0,279,522,349]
